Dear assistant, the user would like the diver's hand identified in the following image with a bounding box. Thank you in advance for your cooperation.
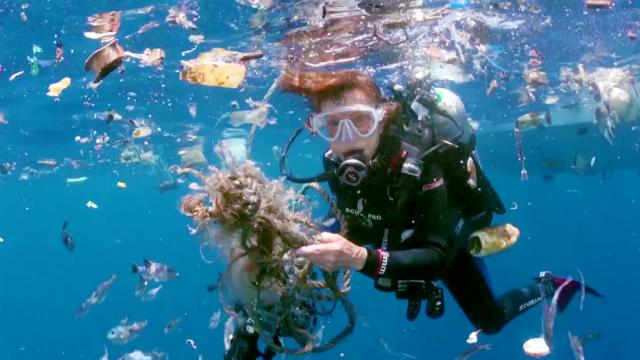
[295,232,367,272]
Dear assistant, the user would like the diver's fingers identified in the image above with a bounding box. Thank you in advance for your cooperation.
[295,244,326,257]
[316,232,342,243]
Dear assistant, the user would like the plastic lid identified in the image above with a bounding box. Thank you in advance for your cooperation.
[523,337,550,358]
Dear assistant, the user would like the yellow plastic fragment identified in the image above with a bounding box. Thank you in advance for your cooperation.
[179,48,248,88]
[47,77,72,97]
[132,126,152,138]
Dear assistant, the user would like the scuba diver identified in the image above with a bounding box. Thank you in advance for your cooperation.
[224,68,602,359]
[277,69,600,331]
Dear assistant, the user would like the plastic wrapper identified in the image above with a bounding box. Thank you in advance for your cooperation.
[214,129,249,168]
[47,77,71,97]
[179,49,263,88]
[125,48,165,68]
[84,11,121,41]
[179,143,207,166]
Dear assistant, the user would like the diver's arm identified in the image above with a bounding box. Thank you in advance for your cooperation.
[360,245,446,280]
[360,162,452,280]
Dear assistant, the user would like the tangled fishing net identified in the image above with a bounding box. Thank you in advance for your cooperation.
[175,160,355,355]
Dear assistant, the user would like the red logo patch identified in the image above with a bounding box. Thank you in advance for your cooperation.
[422,177,444,191]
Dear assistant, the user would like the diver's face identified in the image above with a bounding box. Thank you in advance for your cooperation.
[319,89,384,161]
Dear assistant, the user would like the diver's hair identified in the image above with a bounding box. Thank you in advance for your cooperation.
[279,68,382,110]
[279,68,402,132]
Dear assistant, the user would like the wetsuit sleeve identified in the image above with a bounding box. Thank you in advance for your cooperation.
[361,162,452,280]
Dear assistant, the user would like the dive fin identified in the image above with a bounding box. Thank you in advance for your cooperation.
[551,276,603,312]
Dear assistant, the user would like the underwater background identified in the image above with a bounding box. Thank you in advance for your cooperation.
[1,0,640,359]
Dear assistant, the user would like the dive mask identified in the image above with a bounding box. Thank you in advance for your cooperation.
[310,104,385,143]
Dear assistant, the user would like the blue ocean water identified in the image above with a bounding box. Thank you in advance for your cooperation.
[1,1,640,359]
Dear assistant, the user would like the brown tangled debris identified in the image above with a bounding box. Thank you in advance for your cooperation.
[175,161,355,355]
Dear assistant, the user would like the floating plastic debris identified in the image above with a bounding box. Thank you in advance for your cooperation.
[179,49,262,88]
[455,344,491,360]
[544,95,559,105]
[124,48,165,68]
[179,143,207,166]
[236,0,274,10]
[586,0,614,9]
[119,349,168,360]
[208,310,221,330]
[516,111,552,131]
[117,181,127,188]
[177,160,355,356]
[66,176,88,184]
[0,236,4,244]
[47,77,71,97]
[9,71,24,81]
[516,87,536,107]
[523,337,550,358]
[125,20,161,39]
[132,126,152,138]
[0,112,7,125]
[466,329,481,344]
[186,338,197,349]
[568,332,600,360]
[187,103,198,118]
[525,70,549,86]
[187,182,204,191]
[524,277,573,357]
[55,42,64,63]
[568,331,584,360]
[468,224,519,257]
[223,103,272,129]
[84,39,124,83]
[27,56,39,75]
[86,201,99,209]
[85,11,121,41]
[578,270,586,311]
[37,159,58,167]
[214,128,249,168]
[514,127,528,180]
[486,79,498,96]
[166,2,199,30]
[572,155,596,176]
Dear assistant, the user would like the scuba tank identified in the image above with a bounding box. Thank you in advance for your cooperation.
[389,82,506,217]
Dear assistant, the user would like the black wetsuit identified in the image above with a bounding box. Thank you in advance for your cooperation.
[324,134,552,334]
[225,133,555,359]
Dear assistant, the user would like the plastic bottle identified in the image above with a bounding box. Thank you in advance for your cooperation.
[468,223,520,257]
